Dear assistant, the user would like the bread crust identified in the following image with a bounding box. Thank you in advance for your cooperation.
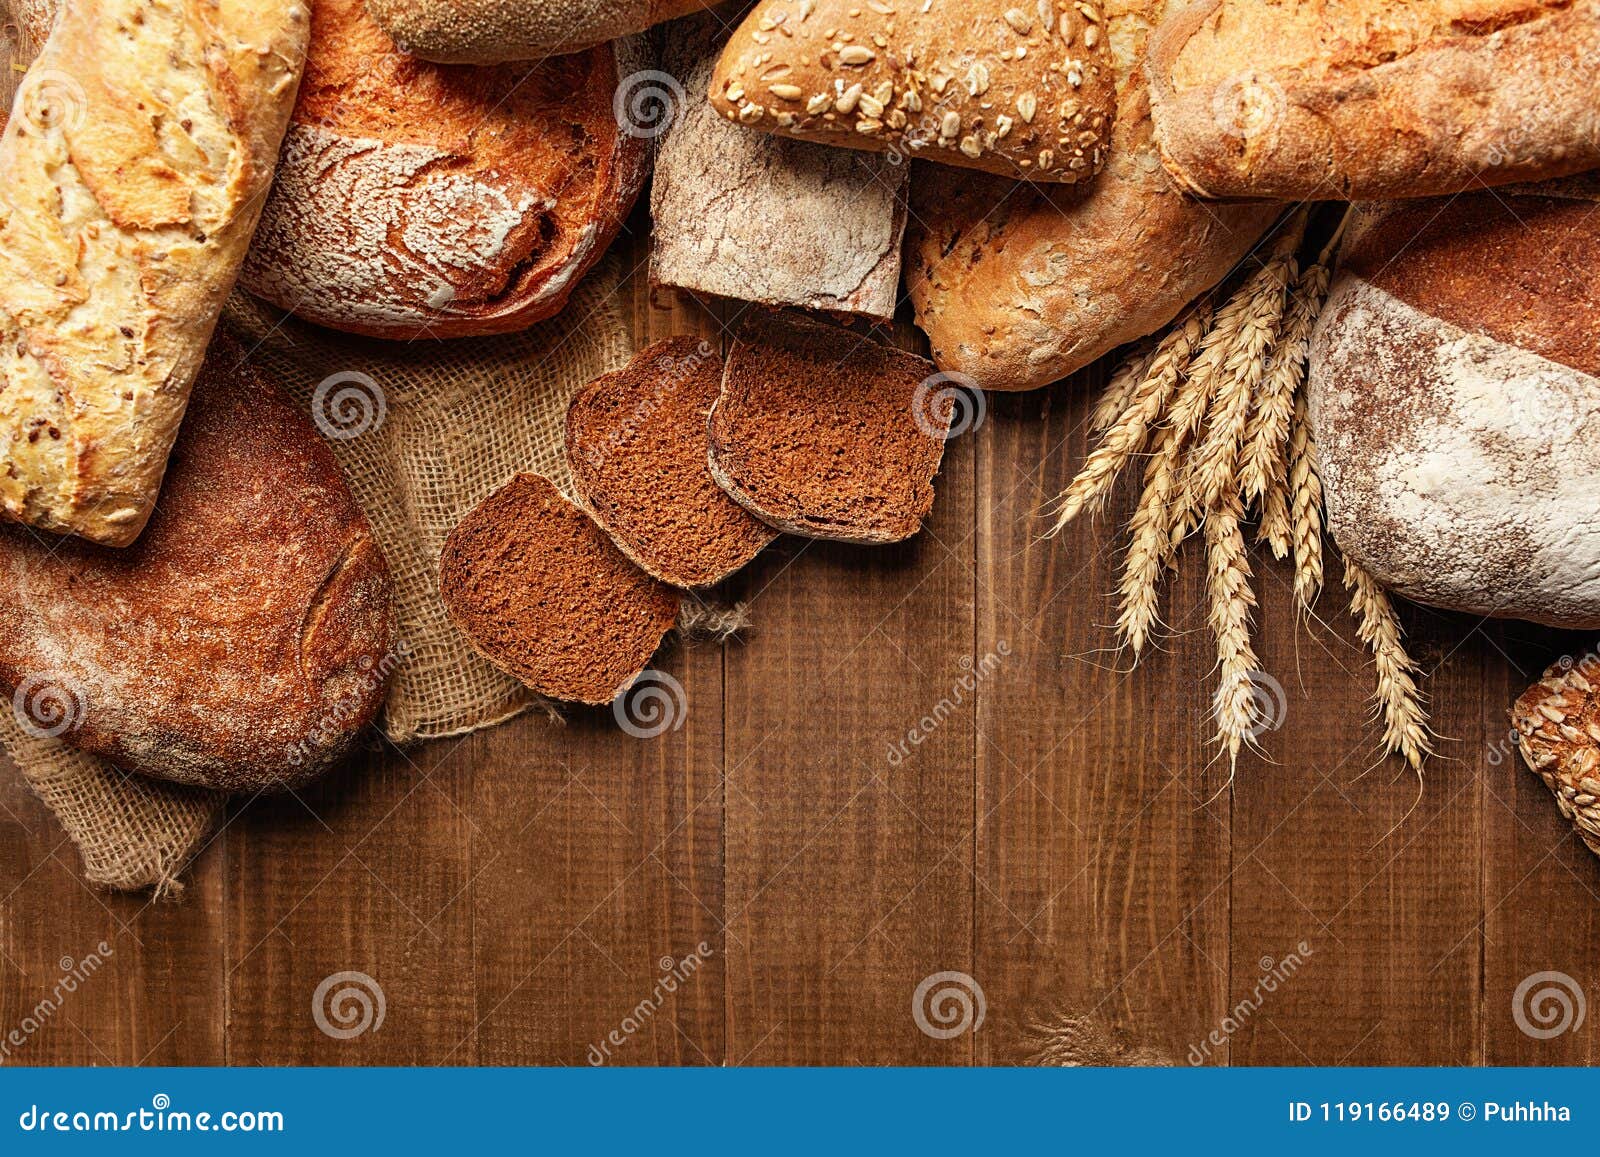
[0,0,308,546]
[0,335,394,792]
[1513,654,1600,857]
[1147,0,1600,200]
[708,0,1118,183]
[241,0,648,340]
[363,0,715,63]
[907,0,1277,392]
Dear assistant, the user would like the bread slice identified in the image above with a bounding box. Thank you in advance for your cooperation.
[439,473,680,705]
[566,337,777,588]
[709,312,951,544]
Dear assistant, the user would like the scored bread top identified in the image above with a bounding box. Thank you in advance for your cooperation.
[567,337,778,588]
[438,473,681,705]
[241,0,648,339]
[709,311,952,544]
[708,0,1117,183]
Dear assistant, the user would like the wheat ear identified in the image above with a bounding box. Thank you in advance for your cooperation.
[1090,345,1153,434]
[1048,304,1213,534]
[1343,559,1435,772]
[1207,488,1261,767]
[1288,390,1324,611]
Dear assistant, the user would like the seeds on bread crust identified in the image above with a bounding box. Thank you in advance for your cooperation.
[566,338,777,588]
[1514,654,1600,857]
[439,474,680,706]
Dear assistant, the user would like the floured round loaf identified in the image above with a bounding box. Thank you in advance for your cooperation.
[1513,653,1600,857]
[0,334,394,792]
[240,0,649,339]
[709,311,952,544]
[439,474,680,705]
[1308,182,1600,629]
[566,337,777,588]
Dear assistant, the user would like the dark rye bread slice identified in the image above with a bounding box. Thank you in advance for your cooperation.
[566,337,777,588]
[709,312,952,544]
[439,473,680,705]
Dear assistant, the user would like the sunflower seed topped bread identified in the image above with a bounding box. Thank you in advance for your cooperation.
[0,0,307,546]
[439,473,681,705]
[709,312,952,544]
[0,336,394,793]
[708,0,1119,183]
[240,0,648,340]
[1147,0,1600,200]
[1514,653,1600,858]
[906,0,1278,392]
[567,338,778,588]
[1308,183,1600,630]
[363,0,716,62]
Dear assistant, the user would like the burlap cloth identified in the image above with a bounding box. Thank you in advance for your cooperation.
[2,261,642,892]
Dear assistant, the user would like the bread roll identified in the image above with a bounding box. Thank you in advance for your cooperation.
[0,0,307,546]
[1309,182,1600,629]
[241,0,648,340]
[363,0,715,63]
[906,0,1277,393]
[708,0,1118,183]
[1514,654,1600,858]
[1147,0,1600,200]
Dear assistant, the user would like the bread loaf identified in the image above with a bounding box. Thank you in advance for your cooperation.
[240,0,648,340]
[708,0,1118,183]
[1514,654,1600,857]
[363,0,714,63]
[1147,0,1600,200]
[566,338,777,588]
[906,0,1277,392]
[0,0,307,546]
[0,335,394,792]
[651,15,907,321]
[709,311,951,544]
[1308,183,1600,630]
[439,473,680,705]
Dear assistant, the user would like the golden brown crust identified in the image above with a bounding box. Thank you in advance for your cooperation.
[0,0,308,546]
[241,0,648,340]
[708,0,1118,183]
[1147,0,1600,200]
[1514,653,1600,857]
[364,0,713,62]
[0,335,394,793]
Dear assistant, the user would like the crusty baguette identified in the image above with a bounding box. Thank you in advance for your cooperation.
[708,0,1118,183]
[0,0,307,546]
[1513,655,1600,858]
[241,0,648,340]
[1147,0,1600,200]
[0,333,394,793]
[363,0,714,63]
[906,0,1277,392]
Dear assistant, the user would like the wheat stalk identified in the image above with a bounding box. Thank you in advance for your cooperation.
[1090,345,1152,434]
[1206,488,1261,767]
[1343,558,1435,772]
[1288,390,1324,611]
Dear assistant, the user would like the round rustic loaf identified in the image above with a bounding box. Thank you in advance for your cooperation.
[364,0,715,63]
[240,0,649,339]
[1308,182,1600,629]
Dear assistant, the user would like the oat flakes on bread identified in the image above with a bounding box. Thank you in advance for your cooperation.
[439,473,681,705]
[1514,653,1600,857]
[0,0,307,546]
[567,337,778,589]
[0,334,394,793]
[240,0,648,340]
[709,311,952,544]
[1147,0,1600,200]
[708,0,1118,183]
[363,0,715,62]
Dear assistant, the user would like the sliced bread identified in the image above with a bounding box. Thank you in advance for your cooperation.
[566,338,778,589]
[439,473,680,705]
[709,312,952,544]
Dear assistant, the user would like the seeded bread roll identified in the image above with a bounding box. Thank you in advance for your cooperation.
[0,335,394,793]
[0,0,307,546]
[709,312,952,544]
[240,0,648,340]
[708,0,1118,183]
[1514,654,1600,858]
[566,338,778,588]
[439,473,681,705]
[363,0,716,63]
[1147,0,1600,200]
